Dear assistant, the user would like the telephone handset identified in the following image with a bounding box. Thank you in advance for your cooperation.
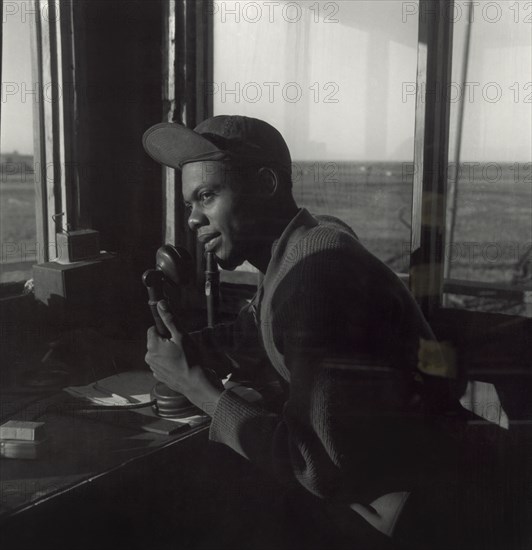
[142,245,206,418]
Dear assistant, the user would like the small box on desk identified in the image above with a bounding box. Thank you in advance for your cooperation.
[56,230,100,263]
[0,420,45,441]
[0,420,48,459]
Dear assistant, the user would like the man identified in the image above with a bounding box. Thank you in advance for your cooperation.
[143,116,468,548]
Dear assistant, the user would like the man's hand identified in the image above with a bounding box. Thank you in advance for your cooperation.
[145,301,223,414]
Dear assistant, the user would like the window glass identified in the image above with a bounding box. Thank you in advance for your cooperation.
[212,0,419,275]
[1,5,36,283]
[445,1,532,316]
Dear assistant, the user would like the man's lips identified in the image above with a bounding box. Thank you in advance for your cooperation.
[198,232,221,244]
[198,232,221,252]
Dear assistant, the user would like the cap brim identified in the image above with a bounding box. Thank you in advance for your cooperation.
[142,123,224,169]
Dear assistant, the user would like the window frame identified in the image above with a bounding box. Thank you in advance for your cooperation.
[31,0,82,264]
[408,0,455,318]
[164,0,531,321]
[163,0,216,296]
[3,0,527,325]
[0,0,82,292]
[409,0,532,325]
[164,1,266,294]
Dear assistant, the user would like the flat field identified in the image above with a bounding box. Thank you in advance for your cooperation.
[2,160,531,312]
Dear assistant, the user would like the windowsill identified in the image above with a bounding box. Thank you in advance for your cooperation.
[0,260,34,285]
[443,278,532,318]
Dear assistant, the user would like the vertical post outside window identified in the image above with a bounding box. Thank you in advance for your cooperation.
[409,0,455,319]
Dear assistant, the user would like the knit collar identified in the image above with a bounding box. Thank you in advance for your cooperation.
[263,208,319,289]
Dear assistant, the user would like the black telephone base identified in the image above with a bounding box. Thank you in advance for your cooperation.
[150,382,200,418]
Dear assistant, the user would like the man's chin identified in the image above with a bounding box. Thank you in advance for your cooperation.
[216,255,244,271]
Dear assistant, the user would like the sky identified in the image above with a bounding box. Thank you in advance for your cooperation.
[1,0,531,162]
[1,8,34,154]
[213,0,532,162]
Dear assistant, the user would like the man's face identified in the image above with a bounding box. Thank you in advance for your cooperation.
[182,161,256,270]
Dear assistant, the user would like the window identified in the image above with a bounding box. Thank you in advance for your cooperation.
[164,0,531,320]
[1,1,36,284]
[443,2,532,317]
[0,0,81,292]
[211,0,419,278]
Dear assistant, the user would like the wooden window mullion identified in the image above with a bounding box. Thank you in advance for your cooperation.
[410,0,455,319]
[30,0,78,262]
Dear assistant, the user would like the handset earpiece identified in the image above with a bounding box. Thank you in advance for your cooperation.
[156,245,193,287]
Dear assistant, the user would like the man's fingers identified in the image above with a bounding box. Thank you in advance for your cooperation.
[146,327,158,351]
[156,300,182,343]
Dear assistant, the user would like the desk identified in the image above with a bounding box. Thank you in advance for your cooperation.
[0,391,212,549]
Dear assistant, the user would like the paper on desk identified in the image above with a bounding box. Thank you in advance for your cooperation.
[64,371,154,406]
[64,370,209,428]
[64,371,262,429]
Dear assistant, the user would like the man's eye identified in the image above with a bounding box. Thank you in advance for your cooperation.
[200,192,214,205]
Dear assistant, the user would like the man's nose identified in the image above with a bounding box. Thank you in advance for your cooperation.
[187,205,208,231]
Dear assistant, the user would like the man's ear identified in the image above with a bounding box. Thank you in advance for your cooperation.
[256,167,279,198]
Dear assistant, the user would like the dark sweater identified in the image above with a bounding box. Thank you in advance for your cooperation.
[200,209,459,509]
[188,209,462,528]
